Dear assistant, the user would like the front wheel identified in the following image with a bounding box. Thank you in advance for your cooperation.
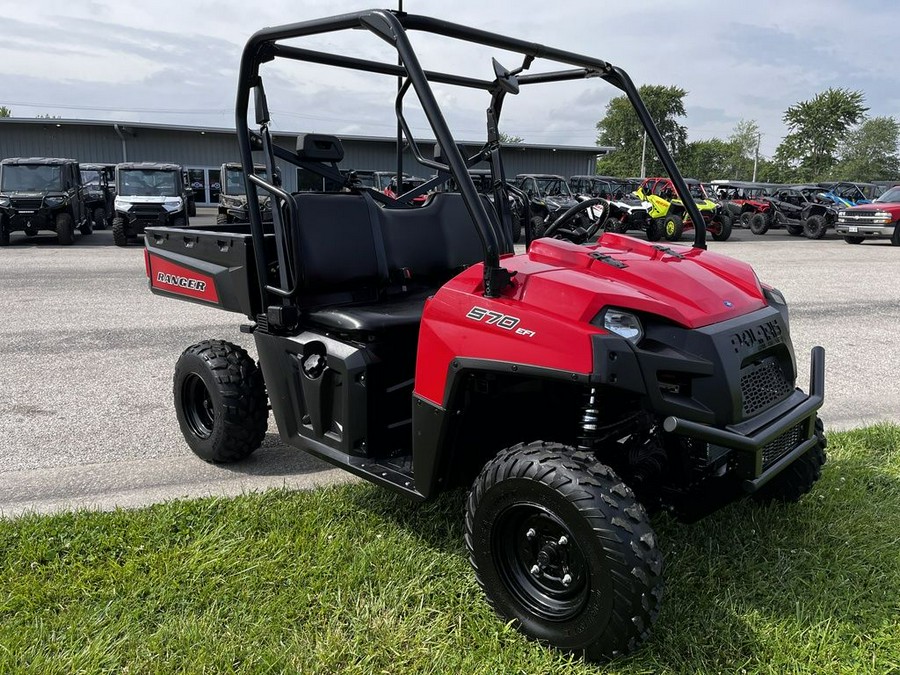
[465,442,663,661]
[173,340,268,463]
[843,236,864,245]
[663,214,684,241]
[749,212,769,235]
[645,219,663,241]
[0,217,9,246]
[803,214,827,240]
[93,207,107,230]
[112,217,129,247]
[710,214,732,241]
[529,214,547,239]
[56,212,75,245]
[740,211,752,227]
[891,224,900,246]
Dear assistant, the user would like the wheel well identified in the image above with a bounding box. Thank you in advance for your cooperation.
[438,371,584,489]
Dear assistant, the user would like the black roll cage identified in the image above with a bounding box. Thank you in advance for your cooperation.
[235,9,707,316]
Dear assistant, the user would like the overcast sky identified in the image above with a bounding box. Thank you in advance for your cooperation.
[2,0,897,157]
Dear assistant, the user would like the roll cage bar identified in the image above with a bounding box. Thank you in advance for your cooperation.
[235,9,707,316]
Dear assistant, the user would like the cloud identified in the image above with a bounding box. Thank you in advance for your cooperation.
[3,0,899,160]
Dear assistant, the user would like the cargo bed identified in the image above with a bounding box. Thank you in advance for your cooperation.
[144,223,275,318]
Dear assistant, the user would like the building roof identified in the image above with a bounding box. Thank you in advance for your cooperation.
[0,117,612,155]
[0,156,77,165]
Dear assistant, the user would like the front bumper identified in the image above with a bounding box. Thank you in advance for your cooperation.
[664,346,824,492]
[120,208,184,233]
[835,222,895,238]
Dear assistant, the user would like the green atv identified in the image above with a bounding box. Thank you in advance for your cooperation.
[637,176,732,241]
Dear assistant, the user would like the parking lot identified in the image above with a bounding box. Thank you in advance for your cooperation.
[1,212,897,516]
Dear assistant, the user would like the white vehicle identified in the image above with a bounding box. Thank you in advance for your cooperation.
[112,162,190,246]
[569,175,656,239]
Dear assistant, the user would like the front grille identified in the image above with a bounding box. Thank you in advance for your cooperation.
[11,198,43,210]
[740,356,792,416]
[762,424,803,468]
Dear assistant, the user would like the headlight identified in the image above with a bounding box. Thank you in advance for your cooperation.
[163,197,183,212]
[45,196,65,207]
[763,286,787,306]
[595,308,643,344]
[114,197,131,210]
[0,196,9,207]
[837,211,847,218]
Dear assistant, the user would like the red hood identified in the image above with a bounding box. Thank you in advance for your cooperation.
[493,234,767,329]
[845,201,900,213]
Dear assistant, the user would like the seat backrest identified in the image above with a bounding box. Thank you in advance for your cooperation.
[292,192,384,305]
[379,192,486,286]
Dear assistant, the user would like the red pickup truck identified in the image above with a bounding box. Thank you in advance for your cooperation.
[835,184,900,245]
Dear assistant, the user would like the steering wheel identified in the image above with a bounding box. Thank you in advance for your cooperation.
[542,198,606,241]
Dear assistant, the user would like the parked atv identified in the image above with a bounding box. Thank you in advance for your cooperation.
[0,157,91,245]
[748,185,838,239]
[80,163,116,231]
[516,173,592,237]
[112,162,190,246]
[218,162,281,224]
[709,180,773,227]
[569,175,655,239]
[817,181,882,207]
[144,10,826,662]
[638,177,732,241]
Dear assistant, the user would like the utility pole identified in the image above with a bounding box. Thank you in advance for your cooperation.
[752,132,761,182]
[640,130,647,179]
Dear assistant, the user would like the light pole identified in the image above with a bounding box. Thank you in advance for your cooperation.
[751,131,761,182]
[639,130,647,179]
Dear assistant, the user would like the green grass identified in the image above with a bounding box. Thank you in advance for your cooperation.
[1,425,898,674]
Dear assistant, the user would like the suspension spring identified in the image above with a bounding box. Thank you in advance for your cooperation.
[577,387,602,452]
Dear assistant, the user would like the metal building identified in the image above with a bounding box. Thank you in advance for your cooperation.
[0,118,611,205]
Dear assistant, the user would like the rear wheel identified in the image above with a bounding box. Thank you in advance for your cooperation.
[740,211,752,227]
[749,212,769,235]
[786,224,804,236]
[465,443,663,661]
[645,219,663,241]
[803,214,827,239]
[79,217,93,236]
[173,340,268,463]
[663,214,684,241]
[56,212,75,245]
[711,214,732,241]
[112,217,129,247]
[754,418,826,503]
[843,236,864,244]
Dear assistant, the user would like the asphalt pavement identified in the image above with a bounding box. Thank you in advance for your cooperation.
[0,212,897,516]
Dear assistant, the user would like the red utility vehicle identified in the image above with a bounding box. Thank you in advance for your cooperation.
[143,10,826,662]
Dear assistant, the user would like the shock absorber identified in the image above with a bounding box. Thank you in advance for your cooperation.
[577,386,602,452]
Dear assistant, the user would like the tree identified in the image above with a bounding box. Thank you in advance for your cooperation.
[831,116,900,182]
[773,88,868,181]
[0,106,11,117]
[595,84,688,177]
[677,138,733,181]
[499,132,524,144]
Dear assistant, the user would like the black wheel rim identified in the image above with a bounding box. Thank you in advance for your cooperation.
[182,373,215,439]
[493,502,590,622]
